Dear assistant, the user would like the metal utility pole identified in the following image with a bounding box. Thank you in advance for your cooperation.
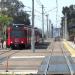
[49,20,51,38]
[64,13,68,40]
[31,0,35,52]
[46,14,49,39]
[51,24,53,38]
[63,19,65,39]
[56,0,58,28]
[42,5,44,42]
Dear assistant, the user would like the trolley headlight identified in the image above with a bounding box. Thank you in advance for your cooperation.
[21,41,24,44]
[11,41,13,44]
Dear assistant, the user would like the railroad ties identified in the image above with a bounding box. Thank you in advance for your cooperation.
[38,56,75,75]
[38,41,75,75]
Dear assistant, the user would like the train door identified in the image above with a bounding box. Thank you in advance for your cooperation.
[27,28,31,45]
[26,28,28,45]
[24,29,27,45]
[29,29,31,45]
[6,27,11,47]
[35,30,37,43]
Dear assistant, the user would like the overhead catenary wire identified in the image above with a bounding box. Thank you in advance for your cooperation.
[36,0,42,6]
[36,0,45,42]
[35,15,42,21]
[24,1,57,18]
[44,7,57,14]
[25,5,42,14]
[24,1,57,33]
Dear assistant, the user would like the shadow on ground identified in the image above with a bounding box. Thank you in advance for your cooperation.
[35,42,50,49]
[23,42,50,50]
[10,42,50,50]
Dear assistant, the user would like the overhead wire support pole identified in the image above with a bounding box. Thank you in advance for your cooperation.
[64,13,68,40]
[46,14,49,39]
[49,20,51,38]
[51,24,53,38]
[63,19,65,39]
[56,0,58,28]
[31,0,35,53]
[42,5,44,42]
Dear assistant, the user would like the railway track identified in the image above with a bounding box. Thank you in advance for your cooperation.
[0,50,21,63]
[38,41,75,75]
[0,40,74,75]
[0,50,22,72]
[0,50,11,55]
[0,40,51,73]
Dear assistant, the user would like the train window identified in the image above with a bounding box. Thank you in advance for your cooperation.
[10,30,27,38]
[29,30,31,37]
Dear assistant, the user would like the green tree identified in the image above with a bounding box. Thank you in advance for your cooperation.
[0,0,30,25]
[0,14,13,40]
[61,5,75,39]
[13,11,30,25]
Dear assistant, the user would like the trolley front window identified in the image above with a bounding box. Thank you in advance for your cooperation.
[10,30,27,38]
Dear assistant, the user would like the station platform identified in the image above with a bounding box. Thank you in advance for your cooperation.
[63,39,75,57]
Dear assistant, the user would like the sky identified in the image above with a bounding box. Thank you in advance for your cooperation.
[19,0,75,31]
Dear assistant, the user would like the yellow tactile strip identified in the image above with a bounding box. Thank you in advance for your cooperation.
[63,40,75,57]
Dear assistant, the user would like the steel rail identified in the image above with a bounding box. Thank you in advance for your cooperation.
[0,50,21,63]
[61,42,74,75]
[44,40,54,75]
[44,55,50,75]
[0,50,12,56]
[5,50,21,72]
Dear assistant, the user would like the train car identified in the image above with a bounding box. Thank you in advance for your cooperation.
[6,24,41,49]
[34,28,42,44]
